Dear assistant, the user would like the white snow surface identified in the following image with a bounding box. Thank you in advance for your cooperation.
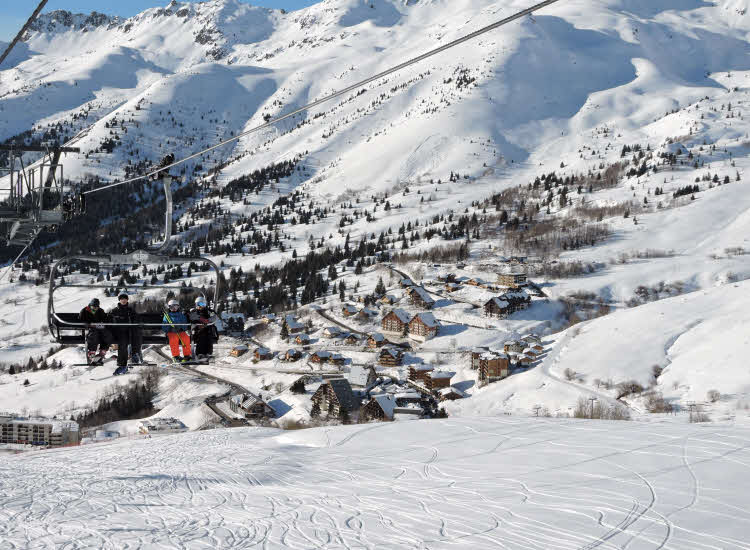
[2,417,749,549]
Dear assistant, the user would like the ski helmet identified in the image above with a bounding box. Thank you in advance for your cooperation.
[195,297,207,307]
[167,299,180,308]
[89,298,100,307]
[118,292,129,301]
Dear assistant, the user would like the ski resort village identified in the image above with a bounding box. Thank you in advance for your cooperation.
[2,0,750,547]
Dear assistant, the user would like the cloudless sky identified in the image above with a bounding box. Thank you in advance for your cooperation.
[0,0,319,41]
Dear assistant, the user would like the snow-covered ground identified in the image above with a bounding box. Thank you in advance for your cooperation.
[3,0,750,434]
[2,417,749,549]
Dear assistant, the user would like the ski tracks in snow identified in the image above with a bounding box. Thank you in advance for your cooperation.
[2,420,750,549]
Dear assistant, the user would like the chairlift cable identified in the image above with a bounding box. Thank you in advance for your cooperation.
[0,0,49,68]
[82,0,562,196]
[0,233,37,283]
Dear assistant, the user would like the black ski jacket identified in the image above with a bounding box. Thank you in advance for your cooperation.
[109,303,140,325]
[79,306,108,325]
[189,307,218,335]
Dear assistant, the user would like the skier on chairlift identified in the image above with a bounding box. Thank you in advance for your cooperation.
[189,297,218,359]
[79,298,111,365]
[162,299,191,363]
[109,292,143,374]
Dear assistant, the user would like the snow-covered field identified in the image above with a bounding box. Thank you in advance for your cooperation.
[2,417,750,549]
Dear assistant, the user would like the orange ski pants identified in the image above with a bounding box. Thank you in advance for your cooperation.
[167,332,191,357]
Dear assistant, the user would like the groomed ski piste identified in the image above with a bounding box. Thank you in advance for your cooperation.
[2,416,750,549]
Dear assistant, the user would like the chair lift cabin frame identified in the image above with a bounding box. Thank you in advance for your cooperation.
[47,171,221,347]
[0,144,83,248]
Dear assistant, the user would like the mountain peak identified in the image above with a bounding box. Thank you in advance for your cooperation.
[28,10,121,35]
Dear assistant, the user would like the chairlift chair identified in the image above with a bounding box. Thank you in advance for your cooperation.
[47,164,221,348]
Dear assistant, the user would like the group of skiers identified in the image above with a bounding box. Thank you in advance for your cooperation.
[79,293,218,375]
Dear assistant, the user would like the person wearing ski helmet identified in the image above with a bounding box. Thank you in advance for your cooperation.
[108,292,143,374]
[79,297,112,365]
[188,296,218,358]
[162,299,191,363]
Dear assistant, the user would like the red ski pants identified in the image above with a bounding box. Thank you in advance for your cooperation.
[167,332,191,357]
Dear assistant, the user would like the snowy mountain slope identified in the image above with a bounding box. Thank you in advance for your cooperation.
[448,277,750,419]
[3,0,750,426]
[2,417,750,549]
[3,0,750,191]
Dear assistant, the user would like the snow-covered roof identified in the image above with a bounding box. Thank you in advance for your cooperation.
[410,286,435,303]
[412,312,438,328]
[323,326,341,335]
[373,394,397,419]
[313,350,332,359]
[501,289,529,300]
[285,315,304,329]
[231,394,266,410]
[487,297,509,308]
[369,332,385,342]
[439,386,467,397]
[342,304,358,313]
[347,365,375,387]
[380,347,402,358]
[255,347,271,355]
[480,351,508,360]
[411,364,434,372]
[429,371,454,380]
[233,344,249,351]
[388,308,412,324]
[394,392,421,400]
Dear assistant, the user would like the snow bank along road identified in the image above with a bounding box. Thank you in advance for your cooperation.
[2,418,749,549]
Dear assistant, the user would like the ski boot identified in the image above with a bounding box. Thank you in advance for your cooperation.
[113,365,128,376]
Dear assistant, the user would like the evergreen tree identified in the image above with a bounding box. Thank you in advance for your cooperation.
[375,277,386,296]
[280,322,289,341]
